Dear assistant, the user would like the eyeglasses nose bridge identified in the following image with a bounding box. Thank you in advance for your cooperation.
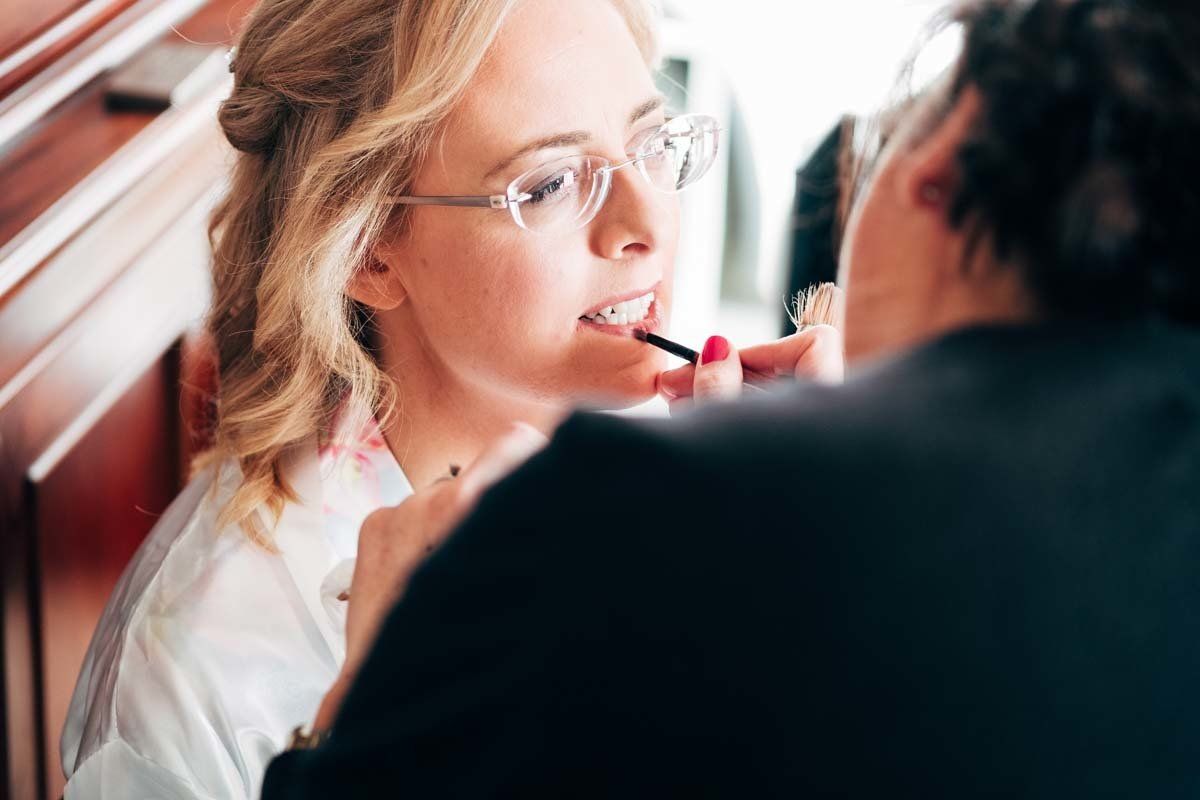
[578,146,672,230]
[598,151,659,199]
[580,151,661,230]
[596,152,653,181]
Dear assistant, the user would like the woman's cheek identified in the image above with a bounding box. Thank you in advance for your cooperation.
[462,265,564,363]
[508,252,578,335]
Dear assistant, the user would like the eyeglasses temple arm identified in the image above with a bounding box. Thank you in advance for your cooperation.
[389,195,511,209]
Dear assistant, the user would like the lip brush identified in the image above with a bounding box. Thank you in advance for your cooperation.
[631,282,842,390]
[631,329,772,390]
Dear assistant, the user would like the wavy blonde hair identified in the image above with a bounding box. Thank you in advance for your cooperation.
[197,0,661,546]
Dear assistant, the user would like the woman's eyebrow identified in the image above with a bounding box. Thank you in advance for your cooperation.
[482,94,667,181]
[628,94,666,126]
[482,131,591,181]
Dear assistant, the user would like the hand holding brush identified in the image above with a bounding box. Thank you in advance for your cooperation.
[643,282,845,406]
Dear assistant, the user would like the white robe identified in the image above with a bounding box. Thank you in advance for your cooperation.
[60,403,412,799]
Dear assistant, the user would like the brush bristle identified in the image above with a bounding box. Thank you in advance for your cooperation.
[631,327,649,342]
[791,282,843,330]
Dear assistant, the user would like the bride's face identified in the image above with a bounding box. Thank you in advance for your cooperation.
[371,0,679,409]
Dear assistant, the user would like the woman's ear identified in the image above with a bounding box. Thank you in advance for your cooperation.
[898,86,982,215]
[348,242,409,311]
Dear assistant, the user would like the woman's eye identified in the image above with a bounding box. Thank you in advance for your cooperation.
[647,134,672,156]
[632,123,667,152]
[528,170,577,204]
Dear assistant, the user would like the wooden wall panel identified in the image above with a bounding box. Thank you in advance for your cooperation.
[0,92,154,250]
[0,1,92,62]
[0,498,38,800]
[0,194,215,799]
[0,1,139,102]
[0,1,246,794]
[0,266,214,800]
[0,121,227,390]
[29,359,180,800]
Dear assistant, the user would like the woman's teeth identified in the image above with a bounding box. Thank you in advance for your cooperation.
[582,291,655,326]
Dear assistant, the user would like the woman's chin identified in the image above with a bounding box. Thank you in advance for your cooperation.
[587,383,657,411]
[564,354,664,410]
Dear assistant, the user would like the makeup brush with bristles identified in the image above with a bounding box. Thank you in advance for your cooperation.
[631,282,842,389]
[789,281,843,331]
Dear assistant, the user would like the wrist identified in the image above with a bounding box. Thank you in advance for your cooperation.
[312,672,353,732]
[286,723,332,751]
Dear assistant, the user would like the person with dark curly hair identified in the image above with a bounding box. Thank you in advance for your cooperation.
[262,1,1200,796]
[832,0,1200,365]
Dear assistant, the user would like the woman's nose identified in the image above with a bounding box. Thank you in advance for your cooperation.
[588,162,673,261]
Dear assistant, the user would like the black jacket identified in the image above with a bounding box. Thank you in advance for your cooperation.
[263,320,1200,798]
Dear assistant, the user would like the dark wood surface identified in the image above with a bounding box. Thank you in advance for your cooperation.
[0,0,85,58]
[0,1,139,102]
[0,89,152,257]
[0,0,247,796]
[0,0,251,254]
[31,364,181,799]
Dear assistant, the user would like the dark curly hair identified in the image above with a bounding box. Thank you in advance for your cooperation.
[929,0,1200,323]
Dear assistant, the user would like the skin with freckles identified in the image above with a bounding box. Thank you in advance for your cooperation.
[320,76,1043,733]
[348,0,680,489]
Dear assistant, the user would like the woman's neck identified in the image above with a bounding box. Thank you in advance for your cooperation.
[375,339,562,491]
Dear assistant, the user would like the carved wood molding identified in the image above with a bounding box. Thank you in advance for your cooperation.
[0,77,230,303]
[0,0,206,150]
[0,1,138,102]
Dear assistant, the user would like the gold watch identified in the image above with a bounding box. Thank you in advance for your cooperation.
[287,724,332,750]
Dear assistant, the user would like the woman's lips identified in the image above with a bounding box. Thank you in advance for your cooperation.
[579,284,660,321]
[577,300,662,336]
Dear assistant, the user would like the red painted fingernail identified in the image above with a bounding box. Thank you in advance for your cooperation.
[701,335,730,364]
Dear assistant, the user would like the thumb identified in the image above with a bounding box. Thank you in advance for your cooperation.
[692,335,743,404]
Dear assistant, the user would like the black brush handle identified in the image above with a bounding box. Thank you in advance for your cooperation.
[641,332,700,364]
[637,331,773,392]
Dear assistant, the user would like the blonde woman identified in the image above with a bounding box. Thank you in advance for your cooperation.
[59,0,724,796]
